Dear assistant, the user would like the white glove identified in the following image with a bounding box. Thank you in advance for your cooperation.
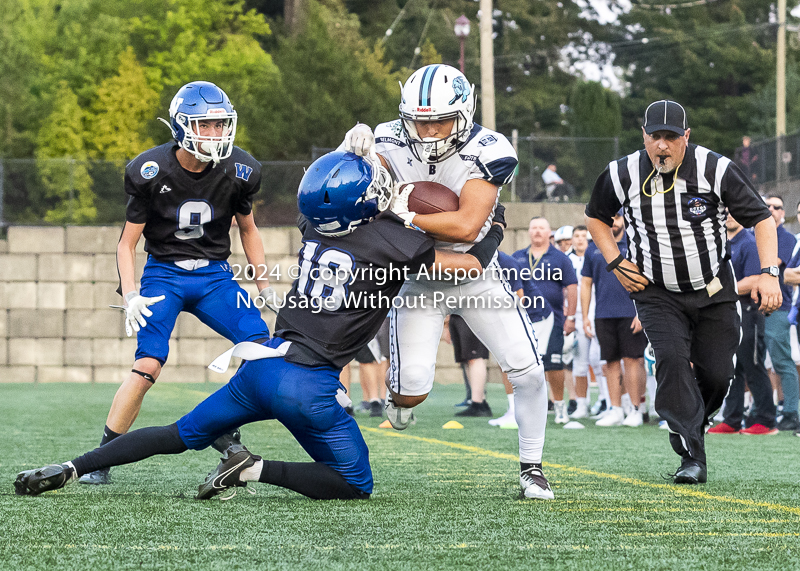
[123,292,165,337]
[256,286,279,315]
[343,123,375,156]
[390,183,419,229]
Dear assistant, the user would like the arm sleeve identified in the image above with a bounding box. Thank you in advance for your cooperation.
[721,163,771,229]
[585,167,623,226]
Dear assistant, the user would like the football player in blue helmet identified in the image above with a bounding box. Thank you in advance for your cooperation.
[158,81,237,165]
[298,151,393,236]
[76,81,273,485]
[14,152,507,502]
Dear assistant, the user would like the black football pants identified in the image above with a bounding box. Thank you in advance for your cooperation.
[633,281,740,466]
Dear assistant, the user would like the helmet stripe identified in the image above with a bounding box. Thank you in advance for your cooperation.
[419,65,440,107]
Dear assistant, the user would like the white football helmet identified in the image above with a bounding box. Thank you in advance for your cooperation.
[399,64,475,164]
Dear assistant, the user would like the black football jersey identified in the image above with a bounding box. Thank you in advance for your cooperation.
[125,142,262,261]
[275,214,436,368]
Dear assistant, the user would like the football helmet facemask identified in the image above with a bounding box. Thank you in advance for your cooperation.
[399,64,475,164]
[159,81,237,165]
[298,151,393,237]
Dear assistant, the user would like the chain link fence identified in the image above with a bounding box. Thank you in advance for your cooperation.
[0,158,311,228]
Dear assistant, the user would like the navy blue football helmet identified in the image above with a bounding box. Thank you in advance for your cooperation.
[159,81,237,164]
[298,151,393,236]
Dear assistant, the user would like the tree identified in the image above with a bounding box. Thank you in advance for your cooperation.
[36,82,96,223]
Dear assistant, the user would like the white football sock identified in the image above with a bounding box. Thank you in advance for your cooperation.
[240,459,264,482]
[509,366,547,464]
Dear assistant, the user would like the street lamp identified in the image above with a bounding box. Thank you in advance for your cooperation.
[454,15,470,74]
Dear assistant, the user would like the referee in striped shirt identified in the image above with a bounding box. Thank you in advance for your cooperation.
[585,100,781,484]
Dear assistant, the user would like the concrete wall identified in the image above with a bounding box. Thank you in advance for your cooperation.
[0,202,586,384]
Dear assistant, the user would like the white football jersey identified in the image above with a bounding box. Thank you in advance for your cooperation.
[375,120,518,251]
[568,251,595,322]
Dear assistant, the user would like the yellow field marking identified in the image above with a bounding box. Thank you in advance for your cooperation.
[362,427,800,517]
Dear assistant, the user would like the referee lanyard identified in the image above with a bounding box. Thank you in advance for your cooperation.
[641,163,682,198]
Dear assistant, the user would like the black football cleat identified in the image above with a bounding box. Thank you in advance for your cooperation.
[15,464,75,496]
[196,444,261,500]
[455,400,493,417]
[673,461,707,484]
[78,468,111,485]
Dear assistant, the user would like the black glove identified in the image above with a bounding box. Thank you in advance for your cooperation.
[492,203,507,228]
[466,224,504,269]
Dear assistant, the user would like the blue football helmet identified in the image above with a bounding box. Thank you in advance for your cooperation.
[298,151,393,237]
[159,81,237,164]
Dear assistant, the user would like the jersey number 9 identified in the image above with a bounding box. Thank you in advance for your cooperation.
[175,200,212,240]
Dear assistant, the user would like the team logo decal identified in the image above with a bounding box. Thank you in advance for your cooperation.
[449,77,471,105]
[479,135,497,147]
[141,161,159,179]
[390,120,403,137]
[235,163,253,181]
[686,196,710,219]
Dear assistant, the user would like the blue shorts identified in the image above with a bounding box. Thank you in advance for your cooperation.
[542,318,565,372]
[136,258,269,364]
[176,347,372,493]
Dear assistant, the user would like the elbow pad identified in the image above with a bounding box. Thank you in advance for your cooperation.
[466,225,504,269]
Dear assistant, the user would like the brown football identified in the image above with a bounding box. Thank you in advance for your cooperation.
[403,181,460,215]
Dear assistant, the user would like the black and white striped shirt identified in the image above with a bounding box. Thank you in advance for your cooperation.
[585,144,770,293]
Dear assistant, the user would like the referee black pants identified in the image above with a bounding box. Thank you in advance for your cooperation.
[632,268,740,466]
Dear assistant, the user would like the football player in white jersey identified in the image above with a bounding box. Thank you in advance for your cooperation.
[567,226,604,419]
[341,64,552,500]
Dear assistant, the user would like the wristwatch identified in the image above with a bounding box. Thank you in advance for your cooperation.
[761,266,779,278]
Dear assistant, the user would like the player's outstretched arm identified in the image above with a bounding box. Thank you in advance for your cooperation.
[411,179,499,243]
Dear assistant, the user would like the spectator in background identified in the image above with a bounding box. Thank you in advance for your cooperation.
[734,136,759,184]
[489,252,555,429]
[581,210,647,427]
[709,213,777,434]
[763,195,800,432]
[542,164,576,202]
[513,217,578,425]
[568,225,603,420]
[554,225,573,253]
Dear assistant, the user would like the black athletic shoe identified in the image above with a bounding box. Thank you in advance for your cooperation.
[672,460,707,485]
[369,400,383,418]
[344,406,355,417]
[566,399,578,415]
[777,412,800,432]
[15,464,75,496]
[211,429,242,454]
[78,468,111,485]
[455,400,493,417]
[196,444,262,500]
[547,400,554,412]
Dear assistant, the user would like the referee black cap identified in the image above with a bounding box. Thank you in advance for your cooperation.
[643,100,687,136]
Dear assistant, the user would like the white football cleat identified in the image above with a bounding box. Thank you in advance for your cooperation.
[520,465,554,500]
[622,409,643,427]
[553,400,569,424]
[621,393,634,417]
[570,400,589,419]
[489,408,515,427]
[385,399,416,430]
[595,406,624,427]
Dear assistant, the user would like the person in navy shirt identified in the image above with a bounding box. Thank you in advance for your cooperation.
[581,211,647,427]
[762,195,799,431]
[709,213,777,434]
[513,216,577,424]
[490,252,555,428]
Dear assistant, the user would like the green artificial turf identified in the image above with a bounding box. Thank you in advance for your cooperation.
[1,382,798,570]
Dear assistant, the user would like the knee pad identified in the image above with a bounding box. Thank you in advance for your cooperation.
[507,363,545,389]
[392,364,433,395]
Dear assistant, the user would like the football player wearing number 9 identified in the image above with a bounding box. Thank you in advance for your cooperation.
[79,81,273,485]
[341,64,553,500]
[14,151,505,501]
